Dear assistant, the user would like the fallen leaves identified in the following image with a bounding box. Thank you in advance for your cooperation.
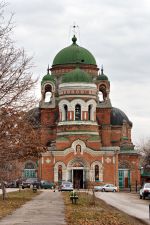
[63,192,145,225]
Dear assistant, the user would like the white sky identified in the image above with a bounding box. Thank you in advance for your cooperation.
[6,0,150,145]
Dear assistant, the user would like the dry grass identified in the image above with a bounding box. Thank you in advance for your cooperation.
[63,192,147,225]
[0,189,40,219]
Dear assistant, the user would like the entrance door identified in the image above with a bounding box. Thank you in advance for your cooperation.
[118,169,130,188]
[119,170,124,188]
[73,170,83,189]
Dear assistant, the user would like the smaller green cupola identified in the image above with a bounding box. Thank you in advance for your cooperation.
[41,66,55,85]
[62,68,92,83]
[97,66,108,81]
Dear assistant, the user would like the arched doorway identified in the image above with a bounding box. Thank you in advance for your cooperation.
[72,161,84,189]
[67,158,89,189]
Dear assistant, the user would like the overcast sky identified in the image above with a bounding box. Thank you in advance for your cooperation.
[6,0,150,145]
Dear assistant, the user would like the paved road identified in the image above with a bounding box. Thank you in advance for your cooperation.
[0,190,66,225]
[0,188,19,195]
[95,191,150,224]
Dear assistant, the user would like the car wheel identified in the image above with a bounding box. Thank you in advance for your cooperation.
[102,188,105,192]
[113,189,116,192]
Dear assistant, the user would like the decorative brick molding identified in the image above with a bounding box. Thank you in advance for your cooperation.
[67,157,90,169]
[41,81,55,93]
[118,160,132,169]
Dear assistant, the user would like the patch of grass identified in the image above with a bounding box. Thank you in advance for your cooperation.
[0,189,40,219]
[63,192,147,225]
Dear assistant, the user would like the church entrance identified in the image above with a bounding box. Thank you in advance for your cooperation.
[118,169,130,188]
[73,169,83,189]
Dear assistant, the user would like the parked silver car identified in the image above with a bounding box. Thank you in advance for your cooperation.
[94,184,118,192]
[59,181,73,191]
[140,183,150,199]
[94,185,104,192]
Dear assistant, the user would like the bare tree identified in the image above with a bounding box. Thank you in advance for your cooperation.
[0,1,37,110]
[137,139,150,167]
[0,2,45,199]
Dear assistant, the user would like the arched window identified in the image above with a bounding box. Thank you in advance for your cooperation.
[76,144,81,153]
[88,105,92,120]
[95,165,99,181]
[75,104,81,120]
[64,104,68,121]
[98,91,104,102]
[25,162,35,169]
[98,85,107,102]
[44,84,52,102]
[58,165,62,181]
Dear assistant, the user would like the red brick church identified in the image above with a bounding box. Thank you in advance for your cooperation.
[23,35,140,189]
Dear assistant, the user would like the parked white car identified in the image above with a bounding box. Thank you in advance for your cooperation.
[140,183,150,199]
[94,184,118,192]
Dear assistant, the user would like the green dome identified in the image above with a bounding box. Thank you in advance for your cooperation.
[97,74,108,81]
[41,73,55,85]
[52,35,96,66]
[97,68,108,81]
[111,107,132,126]
[62,68,92,83]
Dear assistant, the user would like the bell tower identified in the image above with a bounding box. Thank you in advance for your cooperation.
[96,67,112,146]
[40,67,56,109]
[39,67,58,147]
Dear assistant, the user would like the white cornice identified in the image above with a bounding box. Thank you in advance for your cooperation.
[100,146,120,151]
[58,121,98,126]
[59,83,97,88]
[43,149,117,157]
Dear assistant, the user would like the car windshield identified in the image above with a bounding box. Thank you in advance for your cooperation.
[145,183,150,188]
[62,182,71,184]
